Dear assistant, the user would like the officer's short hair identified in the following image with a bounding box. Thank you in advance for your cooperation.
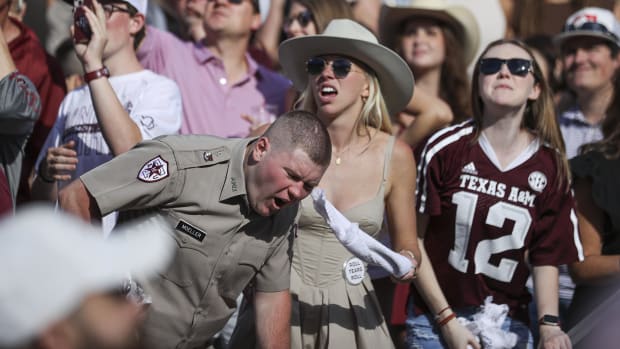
[264,110,331,168]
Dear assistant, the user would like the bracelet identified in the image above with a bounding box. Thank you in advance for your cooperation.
[38,170,55,183]
[84,66,110,83]
[437,313,456,328]
[435,306,451,319]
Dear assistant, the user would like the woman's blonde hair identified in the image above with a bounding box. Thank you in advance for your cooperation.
[471,39,570,190]
[296,60,392,137]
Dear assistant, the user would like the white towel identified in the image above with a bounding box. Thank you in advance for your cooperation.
[459,296,518,349]
[311,188,414,278]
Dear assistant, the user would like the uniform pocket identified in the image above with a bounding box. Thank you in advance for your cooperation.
[159,229,210,289]
[220,242,269,302]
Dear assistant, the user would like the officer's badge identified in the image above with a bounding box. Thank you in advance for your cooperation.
[138,156,169,182]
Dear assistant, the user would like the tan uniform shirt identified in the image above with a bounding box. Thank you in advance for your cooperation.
[81,135,298,349]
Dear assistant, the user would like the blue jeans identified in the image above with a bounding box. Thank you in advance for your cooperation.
[405,304,534,349]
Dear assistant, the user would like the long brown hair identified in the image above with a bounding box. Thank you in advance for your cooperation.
[395,18,472,120]
[471,39,571,190]
[293,0,353,33]
[438,25,472,121]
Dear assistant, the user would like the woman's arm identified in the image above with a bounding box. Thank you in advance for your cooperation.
[385,139,421,267]
[252,0,286,68]
[569,177,620,285]
[398,88,453,148]
[533,265,572,349]
[412,214,481,349]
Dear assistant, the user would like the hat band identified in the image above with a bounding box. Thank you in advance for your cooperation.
[564,21,619,42]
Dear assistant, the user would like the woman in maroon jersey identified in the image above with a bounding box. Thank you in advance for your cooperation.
[408,39,583,349]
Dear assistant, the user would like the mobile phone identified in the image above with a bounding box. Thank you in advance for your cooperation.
[73,0,94,44]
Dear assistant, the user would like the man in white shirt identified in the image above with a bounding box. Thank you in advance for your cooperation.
[31,0,182,232]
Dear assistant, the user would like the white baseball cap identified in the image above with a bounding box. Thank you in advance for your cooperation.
[122,0,147,15]
[65,0,148,16]
[555,7,620,48]
[0,206,174,346]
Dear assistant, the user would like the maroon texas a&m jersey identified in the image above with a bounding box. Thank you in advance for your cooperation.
[413,120,584,323]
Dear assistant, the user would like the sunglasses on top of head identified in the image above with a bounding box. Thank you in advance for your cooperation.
[306,57,362,79]
[284,10,314,28]
[479,58,533,77]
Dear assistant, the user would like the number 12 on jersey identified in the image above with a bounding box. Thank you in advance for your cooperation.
[449,191,532,283]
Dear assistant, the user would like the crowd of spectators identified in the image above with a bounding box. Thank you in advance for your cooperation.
[1,0,620,349]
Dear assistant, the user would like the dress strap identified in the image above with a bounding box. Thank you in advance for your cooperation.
[382,136,396,182]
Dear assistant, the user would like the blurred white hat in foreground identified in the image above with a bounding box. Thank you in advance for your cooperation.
[0,206,174,346]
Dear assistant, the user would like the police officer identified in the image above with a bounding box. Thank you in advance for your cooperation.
[58,110,331,349]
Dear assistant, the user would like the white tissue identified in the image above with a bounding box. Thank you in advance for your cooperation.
[457,297,518,349]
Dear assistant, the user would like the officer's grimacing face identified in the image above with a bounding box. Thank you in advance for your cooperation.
[247,141,325,216]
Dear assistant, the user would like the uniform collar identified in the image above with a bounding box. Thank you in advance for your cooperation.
[219,137,256,202]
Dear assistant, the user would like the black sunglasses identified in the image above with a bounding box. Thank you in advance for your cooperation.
[565,21,619,41]
[306,57,356,79]
[479,58,533,77]
[284,10,314,28]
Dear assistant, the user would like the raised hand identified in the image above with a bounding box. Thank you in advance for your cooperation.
[40,140,79,182]
[72,0,108,73]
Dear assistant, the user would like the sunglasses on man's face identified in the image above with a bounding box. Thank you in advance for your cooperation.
[306,57,359,79]
[284,10,314,28]
[479,58,533,77]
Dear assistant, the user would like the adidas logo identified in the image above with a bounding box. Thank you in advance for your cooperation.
[462,162,478,175]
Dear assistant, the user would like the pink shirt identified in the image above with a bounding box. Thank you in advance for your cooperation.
[138,27,291,138]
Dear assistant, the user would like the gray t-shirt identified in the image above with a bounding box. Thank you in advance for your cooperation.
[0,72,40,205]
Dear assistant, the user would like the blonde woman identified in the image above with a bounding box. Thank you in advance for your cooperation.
[277,19,421,348]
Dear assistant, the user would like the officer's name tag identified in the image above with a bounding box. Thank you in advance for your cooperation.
[176,221,206,242]
[342,257,366,285]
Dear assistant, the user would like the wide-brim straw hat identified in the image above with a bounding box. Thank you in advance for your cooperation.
[279,19,414,116]
[380,0,480,65]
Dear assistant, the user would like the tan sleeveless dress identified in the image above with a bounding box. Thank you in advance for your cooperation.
[290,136,396,349]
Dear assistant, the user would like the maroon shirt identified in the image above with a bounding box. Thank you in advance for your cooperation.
[8,18,66,203]
[413,120,584,323]
[0,168,11,216]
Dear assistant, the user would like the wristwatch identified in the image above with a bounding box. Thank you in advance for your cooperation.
[539,314,561,327]
[84,66,110,83]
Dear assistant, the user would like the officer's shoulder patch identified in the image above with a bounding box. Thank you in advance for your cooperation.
[138,156,169,182]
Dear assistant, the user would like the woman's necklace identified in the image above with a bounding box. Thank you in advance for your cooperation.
[333,145,351,165]
[332,137,372,165]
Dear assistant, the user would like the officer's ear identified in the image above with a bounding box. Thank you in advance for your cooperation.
[251,137,271,162]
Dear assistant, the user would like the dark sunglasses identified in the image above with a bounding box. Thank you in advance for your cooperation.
[306,57,356,79]
[479,58,533,77]
[284,10,314,28]
[565,21,619,41]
